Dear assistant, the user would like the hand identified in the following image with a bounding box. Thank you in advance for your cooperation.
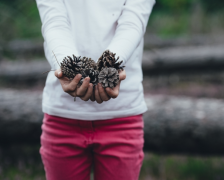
[55,69,94,101]
[94,70,126,104]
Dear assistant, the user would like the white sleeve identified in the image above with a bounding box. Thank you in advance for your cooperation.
[106,0,155,64]
[36,0,78,69]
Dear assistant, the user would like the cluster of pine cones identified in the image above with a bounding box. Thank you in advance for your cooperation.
[61,50,124,88]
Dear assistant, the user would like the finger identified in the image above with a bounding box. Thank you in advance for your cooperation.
[95,84,103,104]
[76,77,90,97]
[119,70,126,81]
[105,82,120,99]
[90,87,95,101]
[63,74,82,92]
[98,83,110,101]
[69,74,82,89]
[55,69,63,79]
[55,69,70,81]
[80,83,93,101]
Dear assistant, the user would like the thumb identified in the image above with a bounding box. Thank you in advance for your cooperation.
[119,70,126,81]
[55,69,63,79]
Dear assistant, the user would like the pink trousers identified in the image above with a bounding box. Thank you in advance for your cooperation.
[40,113,144,180]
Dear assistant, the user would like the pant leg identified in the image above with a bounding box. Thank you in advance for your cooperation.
[93,115,144,180]
[40,114,93,180]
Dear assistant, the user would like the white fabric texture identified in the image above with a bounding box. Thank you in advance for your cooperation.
[36,0,155,120]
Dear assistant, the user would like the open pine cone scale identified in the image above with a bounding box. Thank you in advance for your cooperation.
[98,67,119,88]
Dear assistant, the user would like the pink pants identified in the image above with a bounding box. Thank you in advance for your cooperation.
[40,113,144,180]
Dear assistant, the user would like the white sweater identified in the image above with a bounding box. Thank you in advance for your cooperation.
[36,0,155,120]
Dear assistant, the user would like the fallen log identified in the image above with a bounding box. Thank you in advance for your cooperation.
[1,89,224,154]
[4,39,44,58]
[143,95,224,154]
[144,34,224,49]
[142,45,224,72]
[0,90,43,144]
[0,60,50,81]
[2,35,224,57]
[1,45,224,82]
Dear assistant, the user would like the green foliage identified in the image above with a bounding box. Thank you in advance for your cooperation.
[0,145,45,180]
[2,145,224,180]
[141,154,224,180]
[201,0,224,12]
[142,154,161,176]
[1,166,45,180]
[154,0,224,13]
[0,0,42,42]
[148,12,190,37]
[0,0,224,42]
[155,0,193,12]
[147,0,224,37]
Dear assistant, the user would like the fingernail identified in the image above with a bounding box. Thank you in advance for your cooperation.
[58,71,61,76]
[98,83,102,87]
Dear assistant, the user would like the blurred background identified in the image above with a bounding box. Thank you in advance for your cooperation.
[1,0,224,179]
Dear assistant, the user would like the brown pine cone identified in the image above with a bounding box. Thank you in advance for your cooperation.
[61,55,99,85]
[60,55,82,79]
[97,50,125,71]
[81,57,97,69]
[98,67,119,88]
[79,68,99,86]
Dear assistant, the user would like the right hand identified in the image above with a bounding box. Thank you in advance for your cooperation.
[94,69,126,104]
[55,69,94,101]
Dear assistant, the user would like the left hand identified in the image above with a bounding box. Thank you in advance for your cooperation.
[93,70,126,104]
[55,69,93,102]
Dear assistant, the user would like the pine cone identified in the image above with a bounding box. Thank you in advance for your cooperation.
[61,55,99,85]
[60,55,82,79]
[81,57,97,69]
[79,68,99,86]
[97,50,125,71]
[98,67,119,88]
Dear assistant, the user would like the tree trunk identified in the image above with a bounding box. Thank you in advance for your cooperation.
[1,89,224,154]
[144,95,224,154]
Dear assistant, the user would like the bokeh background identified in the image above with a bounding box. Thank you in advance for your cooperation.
[1,0,224,179]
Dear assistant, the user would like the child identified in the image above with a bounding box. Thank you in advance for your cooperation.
[36,0,155,179]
